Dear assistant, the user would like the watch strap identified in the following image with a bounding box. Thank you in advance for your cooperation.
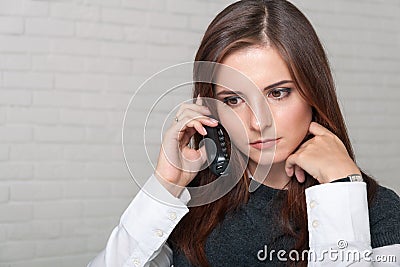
[331,174,363,183]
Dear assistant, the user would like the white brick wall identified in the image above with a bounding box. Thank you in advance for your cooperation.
[0,0,398,265]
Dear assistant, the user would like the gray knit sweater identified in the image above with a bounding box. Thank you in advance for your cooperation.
[170,184,400,266]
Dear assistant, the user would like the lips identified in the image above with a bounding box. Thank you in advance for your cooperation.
[250,138,280,150]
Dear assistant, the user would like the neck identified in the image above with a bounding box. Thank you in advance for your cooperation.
[248,161,291,190]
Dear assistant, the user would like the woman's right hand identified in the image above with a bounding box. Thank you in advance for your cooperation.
[154,96,219,197]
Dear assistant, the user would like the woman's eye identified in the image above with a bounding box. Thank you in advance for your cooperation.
[223,96,243,106]
[268,88,292,100]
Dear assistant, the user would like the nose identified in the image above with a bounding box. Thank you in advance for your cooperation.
[249,98,272,132]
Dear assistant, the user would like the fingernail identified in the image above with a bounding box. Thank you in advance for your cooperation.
[209,118,218,123]
[202,126,207,135]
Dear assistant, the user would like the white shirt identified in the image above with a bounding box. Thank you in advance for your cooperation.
[88,175,400,267]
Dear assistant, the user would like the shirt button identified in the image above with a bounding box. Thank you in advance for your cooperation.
[133,258,140,266]
[168,212,177,221]
[154,229,164,237]
[312,220,319,228]
[309,200,317,209]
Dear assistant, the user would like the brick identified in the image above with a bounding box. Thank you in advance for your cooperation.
[166,0,208,15]
[34,201,83,219]
[0,241,35,261]
[0,54,31,70]
[25,18,75,37]
[0,0,23,15]
[10,144,63,161]
[0,107,5,124]
[51,38,101,56]
[0,125,32,142]
[124,27,201,47]
[111,181,138,197]
[6,106,58,125]
[77,22,123,40]
[0,225,5,242]
[0,203,33,222]
[63,144,122,161]
[0,16,24,34]
[101,8,146,25]
[123,26,151,43]
[106,74,141,92]
[84,57,131,74]
[10,182,62,201]
[63,181,111,199]
[83,199,128,217]
[0,185,9,203]
[0,162,33,180]
[101,42,146,59]
[86,0,121,7]
[3,257,62,267]
[0,145,9,161]
[34,125,86,143]
[107,110,126,126]
[33,91,81,108]
[85,127,120,144]
[6,221,61,240]
[22,0,49,16]
[85,162,129,180]
[189,15,213,31]
[0,35,51,53]
[148,12,188,29]
[130,59,174,76]
[61,218,115,237]
[81,92,129,110]
[36,237,87,257]
[34,162,86,180]
[3,72,53,89]
[32,55,85,72]
[59,109,108,126]
[207,1,233,15]
[121,0,165,11]
[55,73,107,91]
[50,2,100,21]
[146,44,192,61]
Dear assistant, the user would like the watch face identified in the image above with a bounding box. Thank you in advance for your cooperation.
[349,174,363,182]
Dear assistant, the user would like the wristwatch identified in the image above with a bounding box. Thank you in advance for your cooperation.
[330,174,364,183]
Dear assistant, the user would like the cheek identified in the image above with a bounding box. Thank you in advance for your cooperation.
[274,102,312,136]
[217,105,248,144]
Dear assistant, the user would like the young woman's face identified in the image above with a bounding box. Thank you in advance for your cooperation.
[214,46,312,171]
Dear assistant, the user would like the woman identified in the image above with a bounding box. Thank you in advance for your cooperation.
[89,0,400,266]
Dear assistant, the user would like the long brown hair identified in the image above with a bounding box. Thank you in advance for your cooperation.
[169,1,379,266]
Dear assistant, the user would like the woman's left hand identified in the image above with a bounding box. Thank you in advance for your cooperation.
[285,122,361,184]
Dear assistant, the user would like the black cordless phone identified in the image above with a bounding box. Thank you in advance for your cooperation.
[203,122,229,176]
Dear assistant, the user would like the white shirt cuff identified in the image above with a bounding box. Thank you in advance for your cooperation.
[120,174,190,263]
[305,182,371,248]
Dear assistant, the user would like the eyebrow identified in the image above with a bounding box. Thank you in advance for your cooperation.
[215,79,294,97]
[263,80,293,91]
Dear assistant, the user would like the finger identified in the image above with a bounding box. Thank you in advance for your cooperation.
[197,145,208,163]
[189,120,208,136]
[176,117,210,143]
[178,127,196,146]
[294,165,305,183]
[178,109,218,127]
[176,103,211,119]
[195,94,203,105]
[285,154,297,177]
[308,121,333,136]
